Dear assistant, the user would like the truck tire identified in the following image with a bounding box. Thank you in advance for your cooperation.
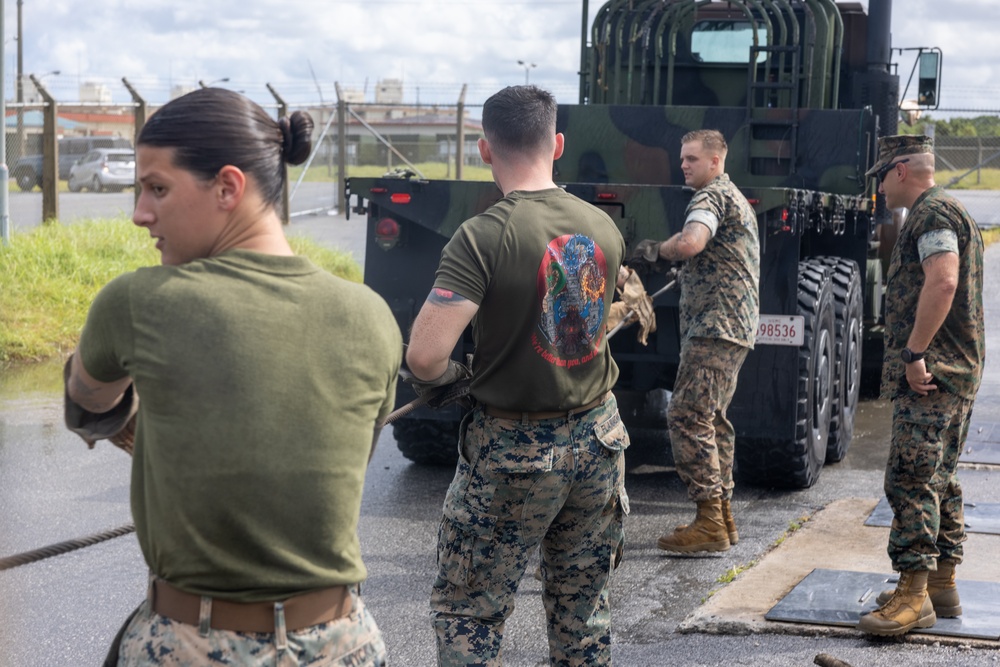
[860,258,885,398]
[738,260,834,488]
[393,418,461,466]
[816,257,862,463]
[16,169,38,192]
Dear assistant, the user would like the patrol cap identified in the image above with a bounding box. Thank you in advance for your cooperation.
[864,134,934,178]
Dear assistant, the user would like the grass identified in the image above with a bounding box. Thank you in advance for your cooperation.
[701,513,812,603]
[981,226,1000,246]
[0,218,361,366]
[715,559,758,585]
[771,516,809,548]
[938,167,1000,190]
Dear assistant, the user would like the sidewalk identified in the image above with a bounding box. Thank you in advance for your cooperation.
[682,497,1000,647]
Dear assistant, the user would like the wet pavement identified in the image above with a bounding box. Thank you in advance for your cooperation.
[1,214,999,665]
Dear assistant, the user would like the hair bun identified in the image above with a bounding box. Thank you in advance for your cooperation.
[278,112,315,166]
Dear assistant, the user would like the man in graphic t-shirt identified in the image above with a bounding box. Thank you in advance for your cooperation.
[405,85,628,666]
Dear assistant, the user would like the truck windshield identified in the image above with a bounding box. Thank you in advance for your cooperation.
[691,20,768,64]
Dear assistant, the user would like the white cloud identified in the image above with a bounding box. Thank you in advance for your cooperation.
[2,0,997,115]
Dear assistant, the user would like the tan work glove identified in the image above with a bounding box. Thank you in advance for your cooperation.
[607,268,657,345]
[63,356,138,455]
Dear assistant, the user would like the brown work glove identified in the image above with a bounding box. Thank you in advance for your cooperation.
[399,356,473,409]
[63,356,138,455]
[631,239,663,264]
[607,268,657,345]
[628,239,682,277]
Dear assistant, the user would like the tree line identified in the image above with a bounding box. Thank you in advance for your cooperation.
[900,114,1000,137]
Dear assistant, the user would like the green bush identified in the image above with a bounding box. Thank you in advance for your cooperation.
[0,218,361,365]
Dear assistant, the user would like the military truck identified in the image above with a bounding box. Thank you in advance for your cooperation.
[347,0,941,488]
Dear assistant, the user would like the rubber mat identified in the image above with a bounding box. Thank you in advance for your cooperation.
[864,496,1000,535]
[765,568,1000,640]
[962,422,1000,464]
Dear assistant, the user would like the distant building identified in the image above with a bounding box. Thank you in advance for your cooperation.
[170,84,198,100]
[79,82,112,104]
[340,87,365,104]
[376,79,404,104]
[307,101,483,170]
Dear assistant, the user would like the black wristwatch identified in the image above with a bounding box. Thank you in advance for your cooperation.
[901,347,925,364]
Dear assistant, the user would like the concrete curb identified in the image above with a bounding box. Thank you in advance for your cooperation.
[679,497,1000,649]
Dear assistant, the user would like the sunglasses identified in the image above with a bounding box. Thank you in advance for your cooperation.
[876,157,910,183]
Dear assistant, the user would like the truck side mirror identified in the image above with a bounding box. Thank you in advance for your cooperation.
[917,50,941,108]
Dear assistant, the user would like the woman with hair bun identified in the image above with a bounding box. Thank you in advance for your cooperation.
[64,88,399,665]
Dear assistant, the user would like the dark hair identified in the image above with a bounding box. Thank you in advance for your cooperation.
[137,88,314,210]
[481,85,557,157]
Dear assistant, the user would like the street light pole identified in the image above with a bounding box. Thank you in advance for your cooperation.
[199,77,230,89]
[517,60,536,85]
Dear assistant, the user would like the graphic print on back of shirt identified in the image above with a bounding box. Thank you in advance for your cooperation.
[534,234,608,366]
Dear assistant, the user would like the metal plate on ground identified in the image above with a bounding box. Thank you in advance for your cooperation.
[962,422,1000,464]
[765,568,1000,640]
[864,497,1000,535]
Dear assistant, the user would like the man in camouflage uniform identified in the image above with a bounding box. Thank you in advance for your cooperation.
[857,135,984,637]
[405,85,629,665]
[634,129,760,554]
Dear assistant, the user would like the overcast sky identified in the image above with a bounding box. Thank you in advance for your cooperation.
[2,0,997,117]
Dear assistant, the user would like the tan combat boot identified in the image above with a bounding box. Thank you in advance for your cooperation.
[674,498,739,545]
[875,559,962,617]
[657,499,731,553]
[858,570,936,636]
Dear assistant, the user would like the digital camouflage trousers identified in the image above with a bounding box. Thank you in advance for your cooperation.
[430,397,629,667]
[886,390,974,571]
[112,589,385,666]
[667,337,750,502]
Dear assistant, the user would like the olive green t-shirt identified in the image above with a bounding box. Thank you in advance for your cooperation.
[881,186,985,400]
[78,250,401,601]
[434,188,625,411]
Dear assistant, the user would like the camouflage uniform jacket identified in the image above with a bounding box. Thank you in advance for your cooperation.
[881,186,985,400]
[678,174,760,348]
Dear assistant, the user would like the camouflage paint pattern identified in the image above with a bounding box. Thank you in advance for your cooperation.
[881,186,985,401]
[667,337,749,502]
[555,104,874,197]
[886,392,973,572]
[678,173,760,348]
[114,592,385,667]
[430,399,628,666]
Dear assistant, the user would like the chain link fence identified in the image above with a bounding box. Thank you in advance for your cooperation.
[4,94,998,228]
[932,136,1000,227]
[3,96,491,230]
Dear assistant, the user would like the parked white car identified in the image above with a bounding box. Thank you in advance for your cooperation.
[67,148,136,193]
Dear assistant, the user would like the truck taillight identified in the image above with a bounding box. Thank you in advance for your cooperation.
[375,217,401,250]
[370,187,388,194]
[781,208,791,232]
[596,192,617,200]
[391,193,411,204]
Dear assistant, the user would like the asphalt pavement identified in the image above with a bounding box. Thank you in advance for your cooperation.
[1,208,998,666]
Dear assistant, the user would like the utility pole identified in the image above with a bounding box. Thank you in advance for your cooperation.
[2,0,10,246]
[16,0,24,161]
